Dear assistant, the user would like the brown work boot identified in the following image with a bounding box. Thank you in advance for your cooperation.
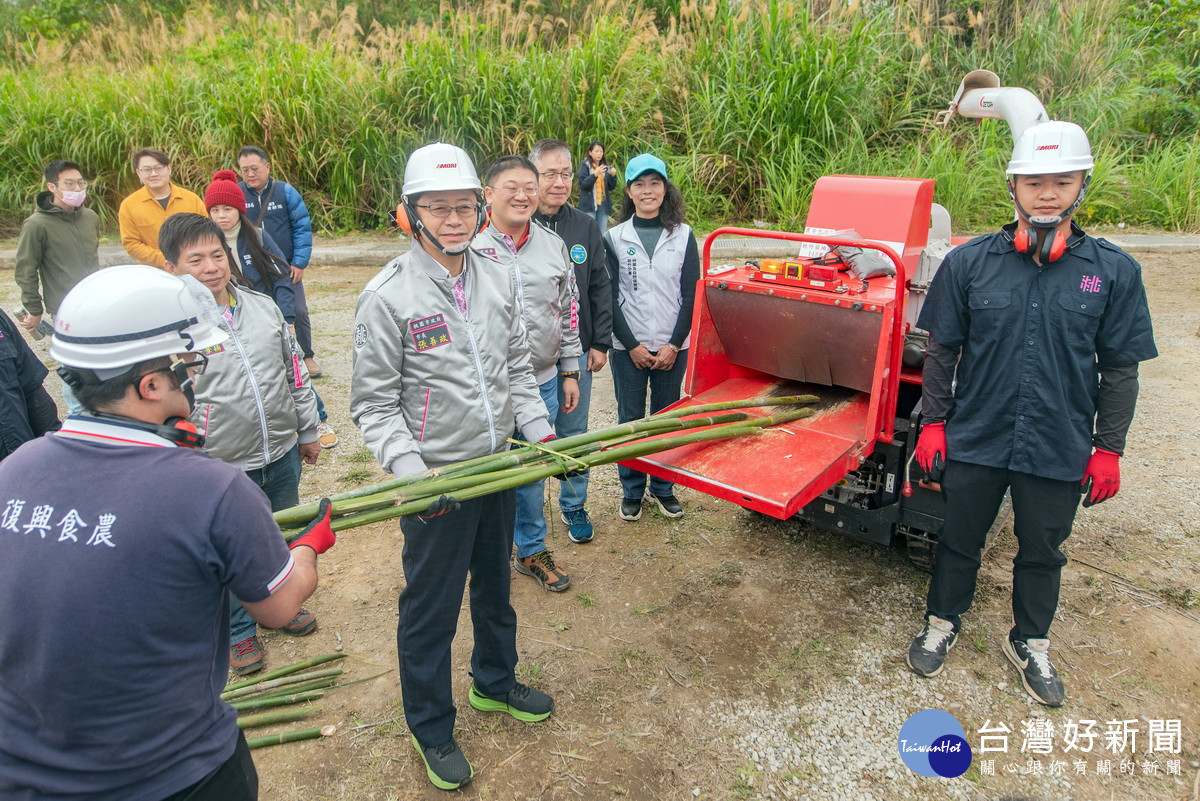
[230,636,264,675]
[304,357,323,379]
[514,550,571,592]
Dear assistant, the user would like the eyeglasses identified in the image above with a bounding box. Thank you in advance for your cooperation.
[129,354,208,386]
[240,165,265,174]
[539,171,573,183]
[55,180,88,191]
[137,165,168,175]
[494,184,539,197]
[415,203,481,219]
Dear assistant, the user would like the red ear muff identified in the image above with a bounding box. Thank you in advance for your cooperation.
[477,205,490,236]
[396,203,417,235]
[163,417,206,449]
[1012,227,1069,263]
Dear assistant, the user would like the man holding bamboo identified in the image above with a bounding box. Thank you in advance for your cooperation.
[0,265,335,801]
[351,142,555,791]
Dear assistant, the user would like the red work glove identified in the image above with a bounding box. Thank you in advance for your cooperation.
[1080,448,1120,507]
[289,498,335,554]
[914,422,947,476]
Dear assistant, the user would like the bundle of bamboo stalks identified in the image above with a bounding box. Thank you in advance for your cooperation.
[223,655,351,749]
[272,394,819,538]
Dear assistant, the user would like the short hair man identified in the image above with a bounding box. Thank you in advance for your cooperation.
[0,265,334,800]
[529,138,614,544]
[351,142,555,791]
[161,213,325,675]
[473,155,582,592]
[14,159,102,414]
[0,307,60,462]
[118,148,207,268]
[906,122,1157,706]
[236,146,323,379]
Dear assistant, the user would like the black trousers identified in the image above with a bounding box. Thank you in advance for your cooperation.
[397,490,519,748]
[926,460,1081,641]
[160,731,256,801]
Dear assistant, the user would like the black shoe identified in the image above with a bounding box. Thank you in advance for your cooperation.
[619,496,643,521]
[469,682,554,722]
[1003,635,1065,706]
[411,735,473,790]
[650,493,684,518]
[907,615,957,677]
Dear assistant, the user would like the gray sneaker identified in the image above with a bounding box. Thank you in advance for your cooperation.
[1003,636,1065,706]
[411,735,473,790]
[907,615,957,677]
[619,496,643,522]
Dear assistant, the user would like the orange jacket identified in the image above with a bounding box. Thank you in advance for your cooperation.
[118,184,207,268]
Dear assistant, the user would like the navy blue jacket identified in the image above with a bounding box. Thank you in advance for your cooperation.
[238,178,313,268]
[0,309,60,461]
[577,161,617,215]
[917,230,1157,482]
[233,228,296,322]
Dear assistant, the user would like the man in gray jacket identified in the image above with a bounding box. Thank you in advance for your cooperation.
[351,143,555,791]
[160,213,323,676]
[474,155,582,593]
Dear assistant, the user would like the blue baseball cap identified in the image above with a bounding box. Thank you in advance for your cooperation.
[625,153,668,183]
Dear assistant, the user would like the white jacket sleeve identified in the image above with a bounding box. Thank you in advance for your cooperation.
[350,289,423,471]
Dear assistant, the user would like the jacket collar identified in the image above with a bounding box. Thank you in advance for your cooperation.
[56,415,178,448]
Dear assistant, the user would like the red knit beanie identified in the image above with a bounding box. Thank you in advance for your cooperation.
[204,169,246,213]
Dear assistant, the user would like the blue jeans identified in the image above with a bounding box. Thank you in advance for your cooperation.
[611,348,687,500]
[555,367,592,513]
[231,444,302,644]
[314,388,327,423]
[591,208,609,233]
[513,377,559,559]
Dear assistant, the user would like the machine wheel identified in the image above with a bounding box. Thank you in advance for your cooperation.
[902,491,1013,573]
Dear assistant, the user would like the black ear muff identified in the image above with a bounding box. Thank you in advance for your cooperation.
[476,203,490,236]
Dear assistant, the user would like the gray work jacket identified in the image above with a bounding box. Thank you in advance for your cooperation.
[350,244,551,477]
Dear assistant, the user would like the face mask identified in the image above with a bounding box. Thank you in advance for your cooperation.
[61,190,87,207]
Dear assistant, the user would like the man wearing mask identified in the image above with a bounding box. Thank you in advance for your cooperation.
[14,160,102,414]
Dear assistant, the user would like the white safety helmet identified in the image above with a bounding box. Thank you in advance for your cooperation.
[401,142,482,198]
[51,265,227,381]
[1006,121,1094,175]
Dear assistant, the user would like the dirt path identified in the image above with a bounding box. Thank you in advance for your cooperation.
[2,250,1196,800]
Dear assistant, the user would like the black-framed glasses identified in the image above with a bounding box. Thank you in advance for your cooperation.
[130,354,208,385]
[415,203,481,219]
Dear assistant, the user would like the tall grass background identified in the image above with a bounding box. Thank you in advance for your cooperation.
[1,0,1197,235]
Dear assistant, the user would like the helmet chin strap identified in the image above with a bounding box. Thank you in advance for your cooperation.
[1007,174,1091,262]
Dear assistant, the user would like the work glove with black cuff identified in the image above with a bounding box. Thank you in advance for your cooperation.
[539,435,586,480]
[419,494,460,520]
[289,498,336,554]
[1080,448,1120,507]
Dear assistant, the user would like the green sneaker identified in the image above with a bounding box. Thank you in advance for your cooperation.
[411,734,473,791]
[468,682,554,722]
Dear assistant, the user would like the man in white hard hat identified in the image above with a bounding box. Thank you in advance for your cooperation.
[351,142,555,790]
[0,265,335,801]
[906,121,1157,706]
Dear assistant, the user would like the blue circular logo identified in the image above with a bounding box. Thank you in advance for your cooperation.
[898,709,972,778]
[570,244,587,264]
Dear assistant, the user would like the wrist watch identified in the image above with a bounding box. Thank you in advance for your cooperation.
[560,370,581,380]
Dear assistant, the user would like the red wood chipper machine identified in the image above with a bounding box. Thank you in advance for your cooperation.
[621,70,1040,567]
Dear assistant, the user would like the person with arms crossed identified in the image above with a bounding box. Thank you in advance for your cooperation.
[906,122,1157,706]
[0,265,335,801]
[351,142,556,791]
[529,138,614,546]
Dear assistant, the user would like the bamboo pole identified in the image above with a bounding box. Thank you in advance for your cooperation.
[230,690,326,712]
[246,726,328,750]
[250,677,338,699]
[222,668,344,701]
[237,706,321,730]
[223,653,346,693]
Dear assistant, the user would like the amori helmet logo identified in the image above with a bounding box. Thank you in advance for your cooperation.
[1035,144,1060,151]
[436,163,458,169]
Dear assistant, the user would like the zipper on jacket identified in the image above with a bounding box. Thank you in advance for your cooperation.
[225,322,272,463]
[464,327,498,453]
